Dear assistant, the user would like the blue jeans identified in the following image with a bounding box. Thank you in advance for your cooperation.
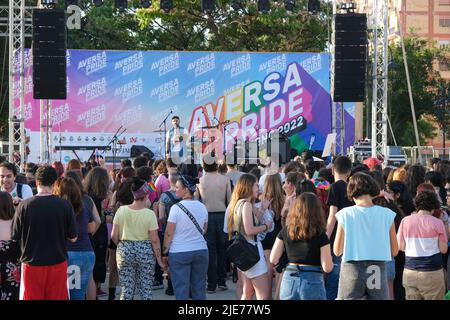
[206,213,228,290]
[280,265,326,300]
[325,253,341,300]
[68,251,96,300]
[169,250,209,300]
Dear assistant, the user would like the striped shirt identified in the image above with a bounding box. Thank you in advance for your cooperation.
[397,213,447,271]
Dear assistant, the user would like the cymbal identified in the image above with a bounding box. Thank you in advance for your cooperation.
[153,130,165,133]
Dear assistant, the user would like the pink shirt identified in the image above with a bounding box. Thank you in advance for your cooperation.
[155,174,170,196]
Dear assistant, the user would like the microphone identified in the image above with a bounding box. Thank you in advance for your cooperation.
[309,133,316,150]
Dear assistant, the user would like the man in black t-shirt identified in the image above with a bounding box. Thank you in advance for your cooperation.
[325,156,353,300]
[12,166,77,300]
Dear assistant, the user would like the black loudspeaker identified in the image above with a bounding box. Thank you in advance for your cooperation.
[32,9,67,100]
[334,13,367,102]
[130,145,154,158]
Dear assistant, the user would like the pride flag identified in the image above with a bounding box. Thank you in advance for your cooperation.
[148,181,157,193]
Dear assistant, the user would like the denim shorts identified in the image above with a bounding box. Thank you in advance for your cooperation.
[280,265,326,300]
[386,259,396,281]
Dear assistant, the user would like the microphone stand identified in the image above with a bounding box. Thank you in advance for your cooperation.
[159,110,173,158]
[103,125,125,170]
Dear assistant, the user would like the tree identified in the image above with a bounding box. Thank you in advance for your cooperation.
[136,0,330,52]
[387,36,449,146]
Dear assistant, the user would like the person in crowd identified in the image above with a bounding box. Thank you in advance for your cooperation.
[397,190,448,300]
[387,180,416,216]
[137,165,163,291]
[162,175,209,300]
[259,154,285,193]
[196,158,231,293]
[83,166,111,297]
[12,166,77,300]
[226,174,272,300]
[226,164,244,190]
[392,167,407,183]
[155,160,170,197]
[334,173,398,300]
[158,172,180,296]
[260,173,285,299]
[282,161,305,176]
[54,177,97,300]
[325,156,353,300]
[165,157,178,176]
[65,170,101,300]
[370,170,405,300]
[111,177,164,300]
[24,163,38,195]
[121,159,132,169]
[66,159,82,172]
[51,161,64,178]
[105,178,134,300]
[270,192,333,300]
[404,164,426,198]
[133,156,148,169]
[282,172,304,226]
[0,191,20,300]
[424,171,446,205]
[0,162,33,206]
[296,178,317,196]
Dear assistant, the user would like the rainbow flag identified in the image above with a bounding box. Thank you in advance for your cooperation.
[148,181,157,193]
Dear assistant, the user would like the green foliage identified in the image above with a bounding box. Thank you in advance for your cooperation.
[388,36,449,146]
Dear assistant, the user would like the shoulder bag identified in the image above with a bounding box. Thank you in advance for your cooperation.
[226,200,260,272]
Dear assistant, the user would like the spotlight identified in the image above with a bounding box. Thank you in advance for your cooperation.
[93,0,104,6]
[284,0,295,11]
[230,0,245,11]
[115,0,127,12]
[257,0,270,12]
[160,0,173,12]
[141,0,151,8]
[202,0,215,12]
[307,0,320,13]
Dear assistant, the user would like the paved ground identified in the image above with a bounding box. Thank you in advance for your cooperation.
[99,274,239,300]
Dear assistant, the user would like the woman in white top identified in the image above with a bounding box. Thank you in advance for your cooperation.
[227,173,273,300]
[162,175,209,300]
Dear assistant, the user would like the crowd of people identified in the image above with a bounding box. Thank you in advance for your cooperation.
[0,151,449,300]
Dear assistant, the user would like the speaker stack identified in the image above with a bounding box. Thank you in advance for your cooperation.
[334,13,367,102]
[32,9,67,100]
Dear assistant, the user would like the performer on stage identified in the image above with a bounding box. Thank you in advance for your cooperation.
[166,116,188,160]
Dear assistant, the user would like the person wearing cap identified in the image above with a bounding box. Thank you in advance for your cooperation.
[111,177,165,300]
[162,175,209,300]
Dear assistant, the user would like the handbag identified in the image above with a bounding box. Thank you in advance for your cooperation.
[226,200,260,272]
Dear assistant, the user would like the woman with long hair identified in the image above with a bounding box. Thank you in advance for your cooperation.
[270,192,333,300]
[54,177,97,300]
[83,166,111,297]
[404,164,426,197]
[111,177,164,300]
[260,173,284,299]
[387,180,416,216]
[0,191,20,300]
[227,174,272,300]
